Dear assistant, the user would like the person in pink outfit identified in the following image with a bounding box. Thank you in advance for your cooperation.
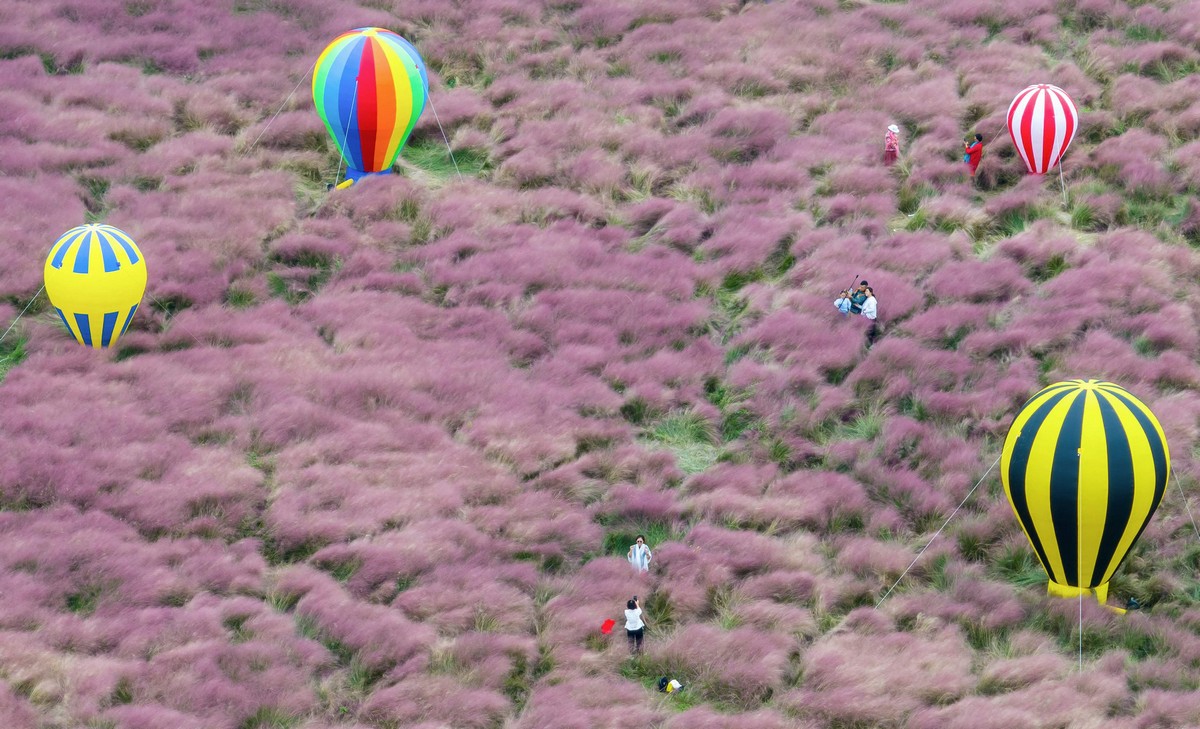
[883,124,900,166]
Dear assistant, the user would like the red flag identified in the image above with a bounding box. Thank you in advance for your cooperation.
[600,619,616,634]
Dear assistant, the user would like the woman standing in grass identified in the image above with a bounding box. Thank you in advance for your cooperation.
[884,124,900,166]
[861,287,879,346]
[628,535,652,572]
[625,597,645,654]
[964,133,984,178]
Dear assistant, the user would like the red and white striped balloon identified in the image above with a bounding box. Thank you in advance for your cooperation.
[1006,84,1078,175]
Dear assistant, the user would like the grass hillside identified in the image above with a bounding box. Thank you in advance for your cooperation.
[2,0,1200,727]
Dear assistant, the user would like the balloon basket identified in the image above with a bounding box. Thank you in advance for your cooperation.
[1046,581,1126,614]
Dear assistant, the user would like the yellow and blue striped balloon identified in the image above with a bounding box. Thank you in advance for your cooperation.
[1001,380,1169,604]
[44,224,147,348]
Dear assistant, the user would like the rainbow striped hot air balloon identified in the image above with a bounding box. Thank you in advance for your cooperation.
[1001,380,1169,606]
[312,27,427,184]
[1006,84,1078,175]
[44,224,147,349]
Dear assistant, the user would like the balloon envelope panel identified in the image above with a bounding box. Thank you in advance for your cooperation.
[1001,380,1169,599]
[44,224,147,348]
[312,27,427,180]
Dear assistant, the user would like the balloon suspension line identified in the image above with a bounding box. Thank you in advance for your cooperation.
[1172,470,1200,542]
[875,453,1001,608]
[333,78,360,188]
[1058,161,1068,206]
[426,96,464,181]
[0,285,45,350]
[243,64,316,156]
[144,291,206,349]
[1078,589,1083,671]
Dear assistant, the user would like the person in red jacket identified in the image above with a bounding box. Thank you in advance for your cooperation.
[964,133,983,177]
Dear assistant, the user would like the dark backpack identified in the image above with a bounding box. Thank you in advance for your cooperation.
[657,677,670,692]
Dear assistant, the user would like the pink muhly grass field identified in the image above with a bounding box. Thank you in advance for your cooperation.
[2,0,1200,726]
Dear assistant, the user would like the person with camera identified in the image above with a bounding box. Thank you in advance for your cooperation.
[625,596,645,654]
[848,281,869,315]
[964,133,984,178]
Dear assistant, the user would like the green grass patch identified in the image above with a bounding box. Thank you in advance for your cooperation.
[0,328,28,383]
[224,286,257,308]
[619,396,659,425]
[1069,200,1103,231]
[1028,253,1069,283]
[223,614,255,643]
[990,544,1046,588]
[643,409,721,474]
[1120,191,1189,230]
[839,408,884,441]
[237,706,300,729]
[107,676,134,706]
[649,410,717,445]
[401,139,490,179]
[66,580,115,616]
[1124,24,1165,42]
[266,266,335,305]
[897,182,935,215]
[956,529,998,563]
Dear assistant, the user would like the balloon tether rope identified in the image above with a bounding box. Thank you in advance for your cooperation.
[0,285,45,349]
[1058,161,1068,206]
[1172,470,1200,542]
[145,291,207,349]
[875,454,1001,608]
[243,65,315,156]
[426,96,464,181]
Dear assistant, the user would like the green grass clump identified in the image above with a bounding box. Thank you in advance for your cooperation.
[401,139,490,179]
[0,328,28,383]
[991,544,1047,588]
[643,410,721,474]
[236,706,300,729]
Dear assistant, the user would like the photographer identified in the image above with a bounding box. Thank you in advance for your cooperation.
[849,281,869,315]
[625,596,645,654]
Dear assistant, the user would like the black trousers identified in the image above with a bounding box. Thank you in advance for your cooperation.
[627,627,644,652]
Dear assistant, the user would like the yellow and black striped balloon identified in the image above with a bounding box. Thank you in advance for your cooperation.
[1001,380,1169,603]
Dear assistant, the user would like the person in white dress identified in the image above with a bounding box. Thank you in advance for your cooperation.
[627,535,652,572]
[860,287,878,345]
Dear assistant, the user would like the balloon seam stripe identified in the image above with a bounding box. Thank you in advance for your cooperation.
[1090,392,1136,586]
